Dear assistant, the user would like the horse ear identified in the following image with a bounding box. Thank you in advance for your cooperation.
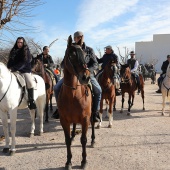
[67,35,72,46]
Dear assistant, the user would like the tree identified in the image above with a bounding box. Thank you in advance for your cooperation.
[116,46,129,64]
[0,0,43,47]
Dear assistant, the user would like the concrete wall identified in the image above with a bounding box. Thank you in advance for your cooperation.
[135,34,170,73]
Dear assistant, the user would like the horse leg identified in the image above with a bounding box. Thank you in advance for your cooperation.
[9,109,18,155]
[113,96,116,111]
[91,121,95,148]
[61,121,72,169]
[71,123,76,144]
[120,92,125,113]
[141,88,145,110]
[162,95,165,116]
[97,98,103,128]
[45,93,50,122]
[29,109,36,137]
[0,111,10,153]
[131,91,135,108]
[81,121,89,169]
[108,101,113,128]
[36,97,45,135]
[50,93,53,111]
[127,94,132,115]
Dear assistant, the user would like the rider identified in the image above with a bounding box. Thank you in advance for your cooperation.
[156,55,170,93]
[7,37,36,110]
[37,46,58,83]
[96,45,121,96]
[127,51,140,93]
[52,31,102,122]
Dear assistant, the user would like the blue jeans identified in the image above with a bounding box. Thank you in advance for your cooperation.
[53,76,102,112]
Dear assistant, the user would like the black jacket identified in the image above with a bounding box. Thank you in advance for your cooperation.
[97,53,118,69]
[161,60,169,74]
[7,48,32,73]
[37,53,54,68]
[82,42,98,75]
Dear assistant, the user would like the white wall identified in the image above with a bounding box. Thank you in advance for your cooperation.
[135,34,170,72]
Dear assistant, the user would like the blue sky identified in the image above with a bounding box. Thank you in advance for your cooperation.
[2,0,170,60]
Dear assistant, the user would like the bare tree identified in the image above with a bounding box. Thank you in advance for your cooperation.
[96,47,102,58]
[0,0,44,46]
[116,46,129,64]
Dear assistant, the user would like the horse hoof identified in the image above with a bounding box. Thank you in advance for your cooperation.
[39,132,43,136]
[96,125,101,129]
[108,124,112,128]
[143,107,145,111]
[162,113,164,116]
[120,110,123,113]
[91,142,95,148]
[81,161,88,169]
[113,108,116,111]
[127,112,130,116]
[29,133,34,138]
[3,148,10,153]
[45,119,49,123]
[9,150,15,156]
[65,163,72,170]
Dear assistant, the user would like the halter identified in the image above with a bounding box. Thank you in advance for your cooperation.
[0,73,12,102]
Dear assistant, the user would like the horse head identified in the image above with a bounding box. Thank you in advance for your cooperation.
[64,35,90,85]
[0,62,10,80]
[120,64,131,83]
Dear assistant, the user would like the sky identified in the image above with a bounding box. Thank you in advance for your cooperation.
[1,0,170,61]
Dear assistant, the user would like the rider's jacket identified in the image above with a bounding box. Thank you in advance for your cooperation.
[97,53,118,69]
[37,53,54,68]
[127,58,136,70]
[7,48,32,73]
[161,60,169,75]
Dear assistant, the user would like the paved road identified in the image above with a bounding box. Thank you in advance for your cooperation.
[0,79,170,170]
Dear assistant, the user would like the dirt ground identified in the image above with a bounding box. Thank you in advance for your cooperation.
[1,77,170,170]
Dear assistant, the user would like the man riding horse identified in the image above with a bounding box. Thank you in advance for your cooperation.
[96,45,121,96]
[127,51,140,93]
[156,55,170,93]
[52,31,101,122]
[37,46,58,83]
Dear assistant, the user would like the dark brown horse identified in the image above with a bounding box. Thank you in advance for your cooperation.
[32,59,53,122]
[120,64,145,115]
[57,35,95,169]
[97,60,116,128]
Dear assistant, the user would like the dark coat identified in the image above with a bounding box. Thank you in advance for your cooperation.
[37,53,54,68]
[161,60,169,74]
[97,53,118,69]
[7,48,32,73]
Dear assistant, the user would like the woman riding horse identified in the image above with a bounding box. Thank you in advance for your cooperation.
[7,37,36,109]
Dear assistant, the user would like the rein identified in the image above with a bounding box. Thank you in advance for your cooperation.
[0,73,12,102]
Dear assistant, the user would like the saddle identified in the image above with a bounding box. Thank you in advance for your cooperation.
[45,68,56,85]
[12,72,37,106]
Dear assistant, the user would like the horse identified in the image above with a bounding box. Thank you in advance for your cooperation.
[120,64,145,115]
[57,35,94,169]
[97,60,116,128]
[0,62,46,155]
[140,64,156,84]
[32,59,54,122]
[161,63,170,116]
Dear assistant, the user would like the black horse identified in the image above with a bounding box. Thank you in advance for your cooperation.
[139,64,156,84]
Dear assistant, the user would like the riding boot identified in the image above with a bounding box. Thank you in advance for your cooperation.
[51,108,60,119]
[91,111,101,122]
[27,88,36,110]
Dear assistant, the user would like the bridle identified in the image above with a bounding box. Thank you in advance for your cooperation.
[63,45,89,90]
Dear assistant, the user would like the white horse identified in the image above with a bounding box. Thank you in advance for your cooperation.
[161,63,170,116]
[0,62,46,155]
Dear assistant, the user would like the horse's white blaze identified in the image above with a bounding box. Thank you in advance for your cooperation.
[161,63,170,115]
[0,62,46,152]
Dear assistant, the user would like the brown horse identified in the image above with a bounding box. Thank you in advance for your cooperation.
[32,59,53,122]
[57,35,95,169]
[97,60,116,128]
[120,64,145,115]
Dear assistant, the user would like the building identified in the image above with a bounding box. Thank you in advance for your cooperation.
[135,34,170,73]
